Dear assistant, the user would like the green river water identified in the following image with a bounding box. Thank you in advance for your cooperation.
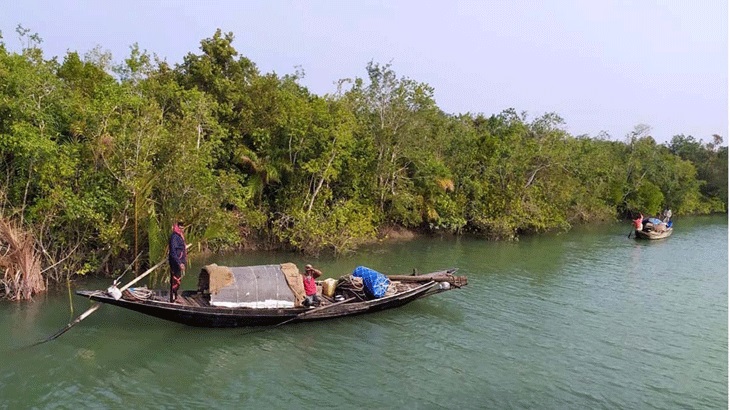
[0,215,726,409]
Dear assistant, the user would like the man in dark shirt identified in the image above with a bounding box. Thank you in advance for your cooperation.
[168,221,187,302]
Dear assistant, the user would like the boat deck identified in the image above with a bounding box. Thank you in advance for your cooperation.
[126,287,344,308]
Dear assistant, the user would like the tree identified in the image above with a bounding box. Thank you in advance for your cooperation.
[668,134,727,211]
[347,61,446,228]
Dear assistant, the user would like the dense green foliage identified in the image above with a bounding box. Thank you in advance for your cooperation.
[0,27,726,283]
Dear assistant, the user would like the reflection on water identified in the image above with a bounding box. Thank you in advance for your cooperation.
[0,215,726,409]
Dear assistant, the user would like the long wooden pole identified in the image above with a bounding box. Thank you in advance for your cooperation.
[30,244,190,346]
[387,273,459,282]
[274,297,355,327]
[119,258,167,292]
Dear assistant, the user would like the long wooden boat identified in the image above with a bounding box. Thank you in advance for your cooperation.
[634,227,673,240]
[76,264,467,328]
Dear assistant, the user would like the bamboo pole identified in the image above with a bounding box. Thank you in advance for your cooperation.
[387,273,466,285]
[274,297,356,327]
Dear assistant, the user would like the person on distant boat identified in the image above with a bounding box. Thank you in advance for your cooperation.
[632,213,644,232]
[662,208,672,223]
[168,220,187,303]
[301,264,322,307]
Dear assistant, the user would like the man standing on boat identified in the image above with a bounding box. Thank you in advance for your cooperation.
[662,208,672,223]
[302,264,322,307]
[168,221,187,303]
[632,212,644,232]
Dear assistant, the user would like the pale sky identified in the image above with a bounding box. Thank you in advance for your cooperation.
[2,0,727,144]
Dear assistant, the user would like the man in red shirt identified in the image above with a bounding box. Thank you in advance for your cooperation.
[302,264,322,307]
[632,213,644,232]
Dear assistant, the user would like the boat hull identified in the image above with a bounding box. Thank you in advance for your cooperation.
[634,227,673,240]
[76,281,449,328]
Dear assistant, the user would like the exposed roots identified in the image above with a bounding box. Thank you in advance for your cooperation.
[0,218,45,301]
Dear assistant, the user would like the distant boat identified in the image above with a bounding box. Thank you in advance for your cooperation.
[76,263,467,328]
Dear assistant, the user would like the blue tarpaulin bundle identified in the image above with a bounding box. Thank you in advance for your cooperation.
[352,266,390,298]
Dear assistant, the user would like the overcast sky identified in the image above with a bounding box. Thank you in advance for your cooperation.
[2,0,727,144]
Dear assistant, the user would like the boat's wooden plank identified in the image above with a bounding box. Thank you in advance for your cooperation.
[189,295,205,307]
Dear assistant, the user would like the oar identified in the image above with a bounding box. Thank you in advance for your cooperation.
[628,229,633,238]
[30,245,190,346]
[274,297,355,327]
[29,303,104,347]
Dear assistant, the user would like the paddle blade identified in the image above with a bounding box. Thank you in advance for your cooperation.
[29,303,102,347]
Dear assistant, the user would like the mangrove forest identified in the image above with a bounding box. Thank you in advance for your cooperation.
[0,27,726,300]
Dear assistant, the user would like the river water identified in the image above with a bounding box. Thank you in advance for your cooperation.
[0,215,726,409]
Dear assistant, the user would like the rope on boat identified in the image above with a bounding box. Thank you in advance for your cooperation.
[122,287,154,300]
[130,287,154,299]
[336,275,367,301]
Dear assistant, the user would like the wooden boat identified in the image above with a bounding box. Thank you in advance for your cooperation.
[634,227,673,240]
[76,263,467,328]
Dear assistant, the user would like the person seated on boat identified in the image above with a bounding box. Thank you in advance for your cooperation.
[168,220,187,303]
[301,264,322,307]
[662,208,672,223]
[632,213,643,231]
